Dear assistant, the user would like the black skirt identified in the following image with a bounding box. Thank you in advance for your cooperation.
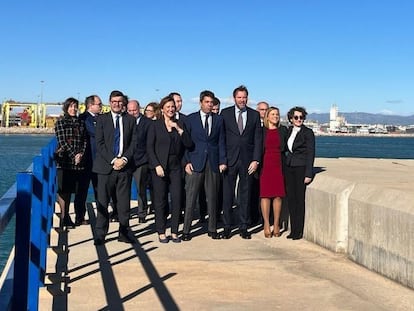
[57,168,83,194]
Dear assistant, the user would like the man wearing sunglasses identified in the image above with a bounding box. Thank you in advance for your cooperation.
[285,106,315,240]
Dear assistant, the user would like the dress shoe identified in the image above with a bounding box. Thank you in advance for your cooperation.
[273,231,281,237]
[94,238,105,246]
[273,227,281,237]
[199,216,207,223]
[63,218,76,229]
[222,228,231,239]
[75,219,89,226]
[182,233,192,241]
[286,234,294,239]
[138,217,146,223]
[264,231,272,238]
[292,236,303,240]
[118,235,137,244]
[263,226,272,238]
[240,229,252,239]
[158,235,170,243]
[171,235,181,243]
[208,232,222,240]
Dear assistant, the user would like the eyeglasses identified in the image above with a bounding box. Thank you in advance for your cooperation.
[145,109,154,113]
[293,115,304,120]
[111,100,123,104]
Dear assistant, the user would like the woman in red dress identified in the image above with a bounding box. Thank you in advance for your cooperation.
[259,107,287,237]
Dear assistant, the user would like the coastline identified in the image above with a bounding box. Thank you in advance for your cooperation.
[1,126,413,137]
[314,132,414,137]
[0,127,54,135]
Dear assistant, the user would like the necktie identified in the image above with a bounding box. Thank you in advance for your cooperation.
[205,113,209,136]
[238,110,243,134]
[114,115,120,156]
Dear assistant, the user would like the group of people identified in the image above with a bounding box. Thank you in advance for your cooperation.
[54,85,315,246]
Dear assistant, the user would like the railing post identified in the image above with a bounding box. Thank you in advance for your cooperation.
[34,153,48,288]
[28,156,43,310]
[13,172,33,311]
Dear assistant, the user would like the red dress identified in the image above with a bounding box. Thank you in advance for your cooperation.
[260,128,285,198]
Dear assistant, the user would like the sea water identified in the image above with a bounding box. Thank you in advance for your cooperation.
[0,134,413,273]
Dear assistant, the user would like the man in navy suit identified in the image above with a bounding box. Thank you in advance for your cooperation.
[221,85,262,239]
[182,90,227,241]
[74,95,102,226]
[127,99,151,223]
[93,90,137,245]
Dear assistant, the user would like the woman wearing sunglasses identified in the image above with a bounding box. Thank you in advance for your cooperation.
[285,106,315,240]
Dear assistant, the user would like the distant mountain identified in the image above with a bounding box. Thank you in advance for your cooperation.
[307,112,414,126]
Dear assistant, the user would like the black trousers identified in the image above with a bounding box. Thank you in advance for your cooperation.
[285,165,306,238]
[151,167,182,235]
[74,167,98,221]
[95,170,132,239]
[222,158,253,230]
[132,164,150,218]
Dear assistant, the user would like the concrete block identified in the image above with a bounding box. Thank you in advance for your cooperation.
[306,175,354,253]
[348,184,414,288]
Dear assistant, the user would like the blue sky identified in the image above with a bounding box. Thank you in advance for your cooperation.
[1,0,413,116]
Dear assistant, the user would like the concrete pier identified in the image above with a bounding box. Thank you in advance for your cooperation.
[38,158,414,310]
[307,158,414,288]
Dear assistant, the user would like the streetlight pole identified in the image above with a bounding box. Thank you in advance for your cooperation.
[40,80,44,105]
[39,80,44,128]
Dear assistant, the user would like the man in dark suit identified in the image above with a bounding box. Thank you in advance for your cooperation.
[182,90,227,241]
[127,99,151,223]
[221,85,263,239]
[92,90,137,245]
[74,95,102,226]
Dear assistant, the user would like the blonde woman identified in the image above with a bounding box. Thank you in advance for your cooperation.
[259,107,287,237]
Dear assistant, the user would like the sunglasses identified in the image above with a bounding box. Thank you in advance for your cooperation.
[293,115,304,120]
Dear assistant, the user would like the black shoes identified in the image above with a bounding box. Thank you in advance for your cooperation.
[158,235,170,243]
[75,219,89,226]
[240,229,251,239]
[118,235,137,244]
[171,235,181,243]
[63,218,76,229]
[222,228,232,239]
[109,212,119,222]
[287,233,303,240]
[138,217,146,223]
[208,231,222,239]
[182,233,192,241]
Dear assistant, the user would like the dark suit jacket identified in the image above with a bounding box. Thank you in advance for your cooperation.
[133,115,151,167]
[93,112,137,175]
[146,118,193,170]
[184,111,226,173]
[221,106,262,167]
[79,111,97,169]
[285,125,315,178]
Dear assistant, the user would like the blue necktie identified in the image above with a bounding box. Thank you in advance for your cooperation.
[113,115,120,156]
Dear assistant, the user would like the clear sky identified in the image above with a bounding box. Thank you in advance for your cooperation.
[1,0,413,116]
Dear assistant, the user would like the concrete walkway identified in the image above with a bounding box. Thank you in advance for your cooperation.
[39,203,414,311]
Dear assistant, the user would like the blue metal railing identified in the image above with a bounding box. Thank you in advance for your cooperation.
[0,138,57,311]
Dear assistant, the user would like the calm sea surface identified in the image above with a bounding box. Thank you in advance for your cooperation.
[0,134,414,273]
[0,134,53,274]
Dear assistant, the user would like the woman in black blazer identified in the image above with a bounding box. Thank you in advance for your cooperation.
[285,106,315,240]
[146,95,193,243]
